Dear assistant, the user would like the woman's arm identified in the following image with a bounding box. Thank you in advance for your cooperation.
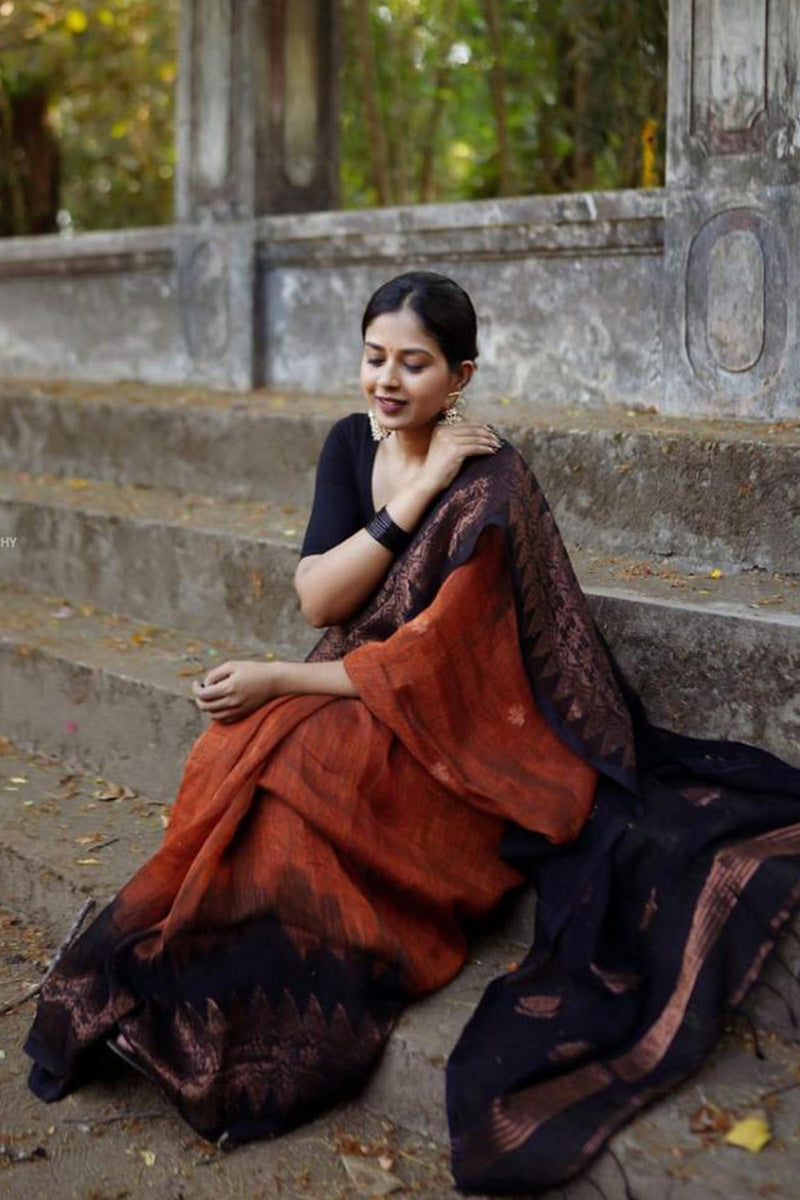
[294,476,437,628]
[192,658,357,724]
[274,659,356,697]
[295,422,501,628]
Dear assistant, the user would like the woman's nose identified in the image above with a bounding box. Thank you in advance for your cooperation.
[377,362,399,387]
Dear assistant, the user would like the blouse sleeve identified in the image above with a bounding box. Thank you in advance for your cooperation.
[299,417,363,558]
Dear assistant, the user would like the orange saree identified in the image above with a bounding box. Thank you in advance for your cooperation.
[27,440,800,1196]
[24,514,597,1143]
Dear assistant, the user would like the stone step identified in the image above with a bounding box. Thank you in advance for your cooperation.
[4,377,800,574]
[0,466,313,652]
[0,580,317,804]
[3,497,800,764]
[0,377,343,508]
[576,550,800,767]
[2,736,799,1153]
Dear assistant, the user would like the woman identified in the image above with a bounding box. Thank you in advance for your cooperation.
[24,271,800,1196]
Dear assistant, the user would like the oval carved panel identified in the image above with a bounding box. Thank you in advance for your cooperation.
[686,208,787,397]
[707,230,765,372]
[179,239,231,365]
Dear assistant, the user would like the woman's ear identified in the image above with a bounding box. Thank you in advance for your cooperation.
[458,360,477,390]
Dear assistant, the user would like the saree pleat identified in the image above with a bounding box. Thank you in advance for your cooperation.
[24,441,800,1196]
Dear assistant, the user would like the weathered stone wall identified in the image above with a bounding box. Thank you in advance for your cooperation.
[0,189,665,409]
[0,228,187,385]
[258,190,664,408]
[3,0,799,421]
[662,0,800,420]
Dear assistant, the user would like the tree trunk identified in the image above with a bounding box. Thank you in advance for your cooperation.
[482,0,513,195]
[353,0,391,205]
[417,13,454,203]
[0,78,59,237]
[566,1,594,190]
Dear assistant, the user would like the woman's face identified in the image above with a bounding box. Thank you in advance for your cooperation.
[360,306,470,432]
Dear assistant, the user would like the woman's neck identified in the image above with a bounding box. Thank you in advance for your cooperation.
[390,421,436,467]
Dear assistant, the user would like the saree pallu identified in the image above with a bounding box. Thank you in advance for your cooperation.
[24,442,800,1196]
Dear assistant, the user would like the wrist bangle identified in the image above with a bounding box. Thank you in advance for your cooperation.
[365,506,413,555]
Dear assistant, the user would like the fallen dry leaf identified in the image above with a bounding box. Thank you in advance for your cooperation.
[725,1109,772,1153]
[95,784,128,802]
[689,1101,732,1137]
[340,1153,404,1195]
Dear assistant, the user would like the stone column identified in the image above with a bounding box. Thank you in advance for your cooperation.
[662,0,800,418]
[174,0,340,389]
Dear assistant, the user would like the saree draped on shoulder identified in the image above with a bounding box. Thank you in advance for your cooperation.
[24,443,800,1195]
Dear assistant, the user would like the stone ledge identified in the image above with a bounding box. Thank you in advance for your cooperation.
[0,226,179,278]
[0,191,665,278]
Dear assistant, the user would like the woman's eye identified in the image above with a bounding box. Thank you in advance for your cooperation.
[365,358,424,373]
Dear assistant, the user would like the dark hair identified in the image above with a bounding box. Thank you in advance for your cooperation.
[361,271,479,371]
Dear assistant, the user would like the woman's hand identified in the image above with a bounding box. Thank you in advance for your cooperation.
[192,660,282,724]
[420,421,501,494]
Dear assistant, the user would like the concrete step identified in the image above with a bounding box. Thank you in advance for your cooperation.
[2,736,800,1157]
[0,466,312,651]
[0,377,344,508]
[4,377,800,573]
[0,580,317,803]
[575,547,800,767]
[3,517,800,767]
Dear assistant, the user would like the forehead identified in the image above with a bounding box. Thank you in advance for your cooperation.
[363,308,440,353]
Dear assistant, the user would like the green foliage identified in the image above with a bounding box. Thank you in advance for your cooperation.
[0,0,667,233]
[0,0,178,233]
[341,0,668,208]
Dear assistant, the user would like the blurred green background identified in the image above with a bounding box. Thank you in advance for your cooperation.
[0,0,667,236]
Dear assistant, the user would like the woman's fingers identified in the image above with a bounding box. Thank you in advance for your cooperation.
[193,678,233,699]
[444,426,501,449]
[452,433,502,457]
[192,680,240,714]
[206,698,238,713]
[215,710,244,724]
[444,422,498,439]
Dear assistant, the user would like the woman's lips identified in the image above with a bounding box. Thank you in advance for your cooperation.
[376,397,407,415]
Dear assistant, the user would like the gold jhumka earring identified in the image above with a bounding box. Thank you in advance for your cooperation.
[439,388,466,424]
[368,408,392,442]
[368,389,467,442]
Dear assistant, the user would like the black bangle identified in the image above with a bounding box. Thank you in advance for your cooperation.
[366,506,413,555]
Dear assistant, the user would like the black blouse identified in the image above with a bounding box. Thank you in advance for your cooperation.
[299,414,379,558]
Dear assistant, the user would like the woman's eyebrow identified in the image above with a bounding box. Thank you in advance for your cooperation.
[364,341,434,357]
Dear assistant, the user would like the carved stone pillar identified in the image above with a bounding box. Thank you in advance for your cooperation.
[176,0,340,222]
[174,0,340,389]
[662,0,800,417]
